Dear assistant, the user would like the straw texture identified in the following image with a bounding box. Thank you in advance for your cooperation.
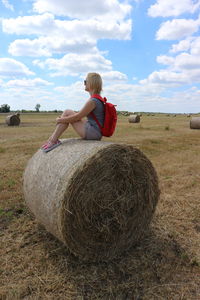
[23,138,159,261]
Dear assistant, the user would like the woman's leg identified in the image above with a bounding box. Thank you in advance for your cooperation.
[49,123,68,143]
[47,110,71,143]
[71,120,87,138]
[46,109,86,144]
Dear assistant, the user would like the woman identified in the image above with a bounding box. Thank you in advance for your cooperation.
[42,72,105,152]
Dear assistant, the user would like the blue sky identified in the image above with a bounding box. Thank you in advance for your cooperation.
[0,0,200,113]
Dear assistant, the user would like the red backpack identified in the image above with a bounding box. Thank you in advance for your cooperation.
[90,94,117,137]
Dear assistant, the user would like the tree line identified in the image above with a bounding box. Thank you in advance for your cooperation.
[0,103,42,113]
[0,104,10,112]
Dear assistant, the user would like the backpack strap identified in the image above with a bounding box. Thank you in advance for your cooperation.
[91,94,107,103]
[90,94,106,131]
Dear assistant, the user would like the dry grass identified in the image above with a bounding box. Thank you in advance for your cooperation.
[0,113,200,300]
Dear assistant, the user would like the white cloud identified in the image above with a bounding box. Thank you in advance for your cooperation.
[1,1,199,114]
[101,71,128,82]
[2,13,131,41]
[163,87,200,113]
[0,58,34,78]
[103,81,170,112]
[2,0,14,11]
[1,76,199,113]
[33,0,132,21]
[5,78,53,88]
[140,51,200,85]
[148,0,200,18]
[8,36,97,57]
[0,87,56,111]
[170,38,193,53]
[54,81,90,109]
[32,59,46,69]
[157,55,175,65]
[54,80,167,112]
[174,52,200,70]
[8,38,52,57]
[140,70,189,85]
[156,18,200,40]
[2,13,56,35]
[34,53,113,77]
[190,36,200,55]
[146,2,200,89]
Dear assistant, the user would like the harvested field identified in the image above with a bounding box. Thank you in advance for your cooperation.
[0,113,200,300]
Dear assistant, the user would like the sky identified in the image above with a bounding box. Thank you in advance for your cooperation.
[0,0,200,113]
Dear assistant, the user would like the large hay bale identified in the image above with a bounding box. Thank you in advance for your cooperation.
[128,114,140,123]
[23,138,159,261]
[190,117,200,129]
[6,114,20,126]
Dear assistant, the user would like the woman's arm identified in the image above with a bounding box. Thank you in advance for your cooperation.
[56,100,96,124]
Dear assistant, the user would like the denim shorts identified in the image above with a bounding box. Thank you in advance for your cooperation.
[84,122,102,140]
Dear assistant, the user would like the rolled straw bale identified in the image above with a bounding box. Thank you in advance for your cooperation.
[128,114,140,123]
[23,138,160,261]
[6,114,20,126]
[190,117,200,129]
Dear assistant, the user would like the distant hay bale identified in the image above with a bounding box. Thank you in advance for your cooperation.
[128,114,140,123]
[6,114,20,126]
[190,117,200,129]
[23,138,160,261]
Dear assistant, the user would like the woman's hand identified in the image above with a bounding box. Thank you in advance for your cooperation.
[56,117,66,124]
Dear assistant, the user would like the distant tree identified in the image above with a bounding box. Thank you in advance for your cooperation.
[0,104,10,112]
[35,104,41,112]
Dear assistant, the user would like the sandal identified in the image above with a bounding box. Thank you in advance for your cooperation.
[42,140,62,153]
[41,141,49,149]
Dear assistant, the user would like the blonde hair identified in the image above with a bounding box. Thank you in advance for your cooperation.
[86,72,102,94]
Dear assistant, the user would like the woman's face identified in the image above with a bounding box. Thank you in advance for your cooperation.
[84,78,90,92]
